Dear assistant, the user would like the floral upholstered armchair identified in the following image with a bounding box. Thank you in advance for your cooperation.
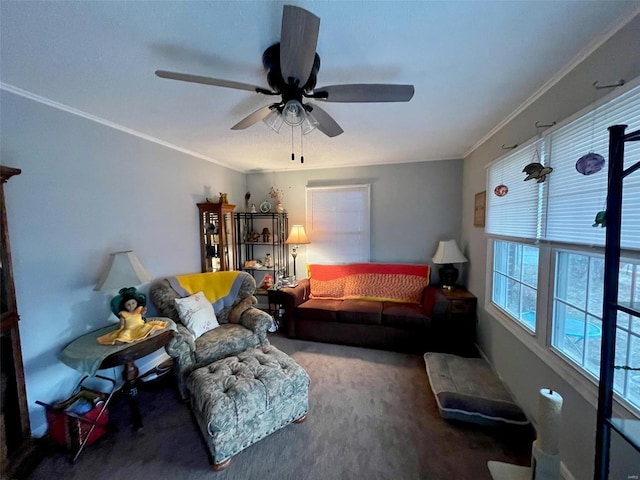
[150,271,272,399]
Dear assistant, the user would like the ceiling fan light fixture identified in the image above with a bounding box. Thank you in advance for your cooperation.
[263,108,284,133]
[301,111,319,135]
[282,100,306,127]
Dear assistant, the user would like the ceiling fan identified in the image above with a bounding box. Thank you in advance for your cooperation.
[155,4,414,139]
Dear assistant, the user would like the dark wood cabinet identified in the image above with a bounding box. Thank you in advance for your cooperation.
[1,166,31,476]
[197,203,237,273]
[434,287,477,356]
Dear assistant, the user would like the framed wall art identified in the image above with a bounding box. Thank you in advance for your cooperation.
[474,191,486,227]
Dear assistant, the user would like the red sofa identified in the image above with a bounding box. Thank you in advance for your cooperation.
[279,263,446,353]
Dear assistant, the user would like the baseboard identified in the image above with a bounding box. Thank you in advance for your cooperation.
[478,345,577,480]
[561,461,576,480]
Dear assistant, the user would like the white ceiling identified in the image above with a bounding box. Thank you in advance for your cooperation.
[2,1,639,172]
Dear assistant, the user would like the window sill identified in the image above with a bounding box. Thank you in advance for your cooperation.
[485,303,639,420]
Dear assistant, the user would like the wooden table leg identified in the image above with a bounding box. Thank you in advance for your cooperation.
[122,361,143,431]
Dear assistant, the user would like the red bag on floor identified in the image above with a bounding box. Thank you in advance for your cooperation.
[44,388,109,450]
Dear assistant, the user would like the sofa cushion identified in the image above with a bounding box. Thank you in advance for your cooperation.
[424,353,529,427]
[344,273,427,304]
[174,291,220,339]
[308,263,430,303]
[382,302,431,329]
[337,299,383,325]
[309,276,347,299]
[296,298,342,322]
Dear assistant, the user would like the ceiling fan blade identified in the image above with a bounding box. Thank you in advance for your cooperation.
[315,84,415,103]
[279,5,320,87]
[308,104,343,137]
[231,105,276,130]
[155,70,273,94]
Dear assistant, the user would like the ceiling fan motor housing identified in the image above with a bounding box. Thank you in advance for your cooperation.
[262,43,320,98]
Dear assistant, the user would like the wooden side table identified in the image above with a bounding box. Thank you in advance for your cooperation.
[434,287,477,356]
[99,330,174,430]
[60,319,176,431]
[267,288,288,330]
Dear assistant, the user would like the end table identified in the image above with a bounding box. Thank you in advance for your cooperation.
[60,318,176,431]
[434,287,477,356]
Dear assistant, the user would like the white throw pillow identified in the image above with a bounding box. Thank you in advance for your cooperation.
[174,291,219,339]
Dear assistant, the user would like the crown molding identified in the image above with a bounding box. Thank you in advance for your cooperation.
[464,7,640,159]
[0,83,243,173]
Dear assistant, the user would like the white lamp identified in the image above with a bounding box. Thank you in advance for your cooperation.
[285,225,310,280]
[432,240,468,290]
[94,250,153,291]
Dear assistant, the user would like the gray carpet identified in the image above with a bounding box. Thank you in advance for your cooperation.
[27,334,533,480]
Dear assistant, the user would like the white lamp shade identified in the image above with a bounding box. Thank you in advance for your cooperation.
[285,225,310,245]
[94,250,153,291]
[432,240,468,264]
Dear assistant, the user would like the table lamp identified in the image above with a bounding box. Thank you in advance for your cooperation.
[94,250,152,292]
[432,240,468,290]
[285,225,310,280]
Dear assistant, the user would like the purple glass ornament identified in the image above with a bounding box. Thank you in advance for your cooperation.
[576,152,605,175]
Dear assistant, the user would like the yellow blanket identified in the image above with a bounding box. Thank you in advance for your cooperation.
[169,271,243,312]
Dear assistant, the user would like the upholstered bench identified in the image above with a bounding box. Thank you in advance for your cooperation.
[186,345,310,470]
[424,353,529,427]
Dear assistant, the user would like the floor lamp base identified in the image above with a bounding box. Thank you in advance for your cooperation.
[291,249,298,280]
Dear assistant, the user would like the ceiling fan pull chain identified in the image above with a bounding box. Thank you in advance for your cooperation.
[291,126,295,161]
[300,126,304,163]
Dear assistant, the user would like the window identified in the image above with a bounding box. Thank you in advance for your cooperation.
[552,251,604,376]
[492,240,539,332]
[486,82,640,414]
[305,185,370,264]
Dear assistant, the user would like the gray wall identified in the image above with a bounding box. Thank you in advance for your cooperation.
[1,91,247,435]
[462,15,640,480]
[1,90,463,437]
[3,14,638,478]
[246,160,463,280]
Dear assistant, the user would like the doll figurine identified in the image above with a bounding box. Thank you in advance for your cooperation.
[97,287,167,345]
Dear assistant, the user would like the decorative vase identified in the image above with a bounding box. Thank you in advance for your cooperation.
[276,203,285,213]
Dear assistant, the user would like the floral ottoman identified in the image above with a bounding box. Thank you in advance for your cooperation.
[186,345,310,470]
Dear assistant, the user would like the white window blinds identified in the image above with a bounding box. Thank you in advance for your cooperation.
[305,185,371,264]
[486,83,640,250]
[545,86,640,248]
[486,140,543,240]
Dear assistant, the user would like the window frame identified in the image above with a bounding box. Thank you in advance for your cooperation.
[305,184,371,265]
[486,240,640,418]
[484,79,640,418]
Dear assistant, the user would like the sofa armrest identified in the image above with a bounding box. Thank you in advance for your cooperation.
[428,287,452,322]
[422,285,442,317]
[238,306,272,345]
[165,323,197,399]
[280,278,311,307]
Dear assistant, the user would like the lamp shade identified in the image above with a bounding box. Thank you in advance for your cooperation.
[285,225,310,245]
[263,101,318,135]
[432,240,468,265]
[94,250,153,291]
